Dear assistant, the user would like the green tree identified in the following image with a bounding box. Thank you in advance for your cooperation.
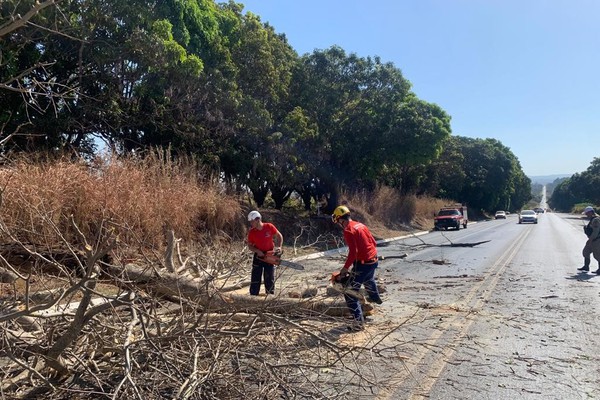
[509,169,532,212]
[292,47,452,208]
[217,7,299,205]
[549,158,600,211]
[442,136,530,212]
[289,46,365,208]
[549,177,577,211]
[0,0,90,153]
[421,136,466,199]
[379,97,452,193]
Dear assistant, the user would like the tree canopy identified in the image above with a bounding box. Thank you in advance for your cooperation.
[549,158,600,211]
[0,0,532,213]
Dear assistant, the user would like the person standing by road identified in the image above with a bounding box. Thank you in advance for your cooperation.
[331,205,383,330]
[247,210,284,296]
[578,206,600,274]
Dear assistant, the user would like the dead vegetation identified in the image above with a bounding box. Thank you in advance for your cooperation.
[0,153,434,399]
[0,217,383,399]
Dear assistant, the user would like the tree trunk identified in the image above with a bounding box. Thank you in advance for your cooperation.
[251,185,268,207]
[298,184,314,211]
[102,263,371,316]
[270,184,292,210]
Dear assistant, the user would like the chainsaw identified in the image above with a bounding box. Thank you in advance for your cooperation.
[259,250,304,270]
[330,270,365,301]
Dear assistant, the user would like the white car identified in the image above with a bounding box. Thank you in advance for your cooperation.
[495,211,506,219]
[518,210,538,224]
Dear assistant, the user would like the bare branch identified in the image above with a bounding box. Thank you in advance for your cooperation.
[0,0,60,37]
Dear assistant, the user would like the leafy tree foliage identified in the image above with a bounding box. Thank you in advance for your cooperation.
[0,0,93,153]
[545,176,567,198]
[431,136,531,212]
[286,47,452,207]
[377,97,452,194]
[1,0,532,214]
[549,158,600,211]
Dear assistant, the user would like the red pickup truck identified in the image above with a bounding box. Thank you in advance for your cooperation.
[434,205,468,230]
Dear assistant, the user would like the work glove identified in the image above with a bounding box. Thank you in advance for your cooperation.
[339,268,349,279]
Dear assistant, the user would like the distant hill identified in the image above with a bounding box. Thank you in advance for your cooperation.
[529,174,572,185]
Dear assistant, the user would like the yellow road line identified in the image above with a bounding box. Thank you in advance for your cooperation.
[380,227,532,399]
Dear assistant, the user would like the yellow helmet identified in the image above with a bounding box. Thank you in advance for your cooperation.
[332,205,350,223]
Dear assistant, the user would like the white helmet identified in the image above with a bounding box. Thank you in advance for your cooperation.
[248,210,262,221]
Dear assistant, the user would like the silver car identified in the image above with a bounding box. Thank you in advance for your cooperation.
[518,210,538,224]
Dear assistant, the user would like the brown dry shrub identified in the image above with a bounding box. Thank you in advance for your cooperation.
[340,186,452,230]
[411,195,451,229]
[0,158,93,244]
[0,153,241,253]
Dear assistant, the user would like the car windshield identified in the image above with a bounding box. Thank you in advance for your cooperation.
[521,210,535,215]
[439,209,459,216]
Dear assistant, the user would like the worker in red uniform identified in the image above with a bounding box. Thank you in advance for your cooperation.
[247,210,283,296]
[332,205,383,330]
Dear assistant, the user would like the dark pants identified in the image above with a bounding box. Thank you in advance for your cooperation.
[344,261,382,322]
[250,255,275,295]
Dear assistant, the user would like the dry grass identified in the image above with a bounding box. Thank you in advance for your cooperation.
[0,153,454,261]
[339,186,450,231]
[0,152,242,258]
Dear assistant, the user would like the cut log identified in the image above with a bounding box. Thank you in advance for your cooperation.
[102,262,372,316]
[220,293,373,316]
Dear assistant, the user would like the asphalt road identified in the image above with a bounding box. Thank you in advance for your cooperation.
[295,212,600,399]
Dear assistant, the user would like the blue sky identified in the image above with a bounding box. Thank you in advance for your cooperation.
[238,0,600,177]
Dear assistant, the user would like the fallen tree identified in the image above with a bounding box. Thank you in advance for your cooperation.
[0,218,383,399]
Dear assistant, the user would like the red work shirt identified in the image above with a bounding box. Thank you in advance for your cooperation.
[247,223,279,253]
[343,220,378,269]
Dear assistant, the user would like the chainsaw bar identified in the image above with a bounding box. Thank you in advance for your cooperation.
[259,251,305,270]
[278,259,304,270]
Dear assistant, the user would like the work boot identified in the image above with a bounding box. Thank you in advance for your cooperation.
[346,321,364,332]
[579,258,591,272]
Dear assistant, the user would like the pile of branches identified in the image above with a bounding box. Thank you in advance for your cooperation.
[0,217,394,399]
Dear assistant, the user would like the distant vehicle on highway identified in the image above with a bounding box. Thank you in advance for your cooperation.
[519,210,538,224]
[434,205,468,230]
[533,207,545,214]
[495,211,507,219]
